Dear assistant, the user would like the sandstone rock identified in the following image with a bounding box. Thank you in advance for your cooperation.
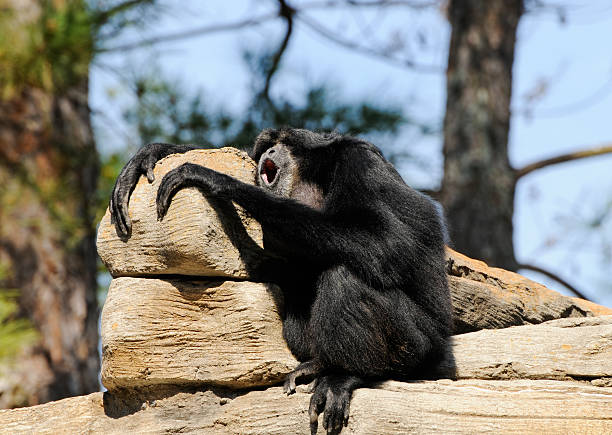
[2,380,611,434]
[449,315,612,381]
[100,273,612,388]
[96,148,265,279]
[101,277,297,391]
[447,249,612,333]
[96,148,611,331]
[18,146,612,433]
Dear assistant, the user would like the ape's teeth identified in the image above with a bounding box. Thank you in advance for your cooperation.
[262,158,278,184]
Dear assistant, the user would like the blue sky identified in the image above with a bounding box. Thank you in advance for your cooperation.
[91,1,612,305]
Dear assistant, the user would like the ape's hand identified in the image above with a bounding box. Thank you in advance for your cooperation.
[110,143,195,238]
[156,163,235,221]
[309,375,358,435]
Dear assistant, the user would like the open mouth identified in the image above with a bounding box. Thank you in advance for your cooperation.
[260,158,279,185]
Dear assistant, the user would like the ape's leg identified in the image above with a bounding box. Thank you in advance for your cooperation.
[309,265,400,377]
[283,359,322,395]
[309,375,362,435]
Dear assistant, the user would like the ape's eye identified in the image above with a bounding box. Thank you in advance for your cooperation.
[261,158,278,185]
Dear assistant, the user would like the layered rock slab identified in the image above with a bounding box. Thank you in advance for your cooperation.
[449,315,612,381]
[101,274,612,389]
[2,380,611,434]
[18,146,612,433]
[101,277,297,390]
[96,148,611,329]
[96,147,264,279]
[446,249,612,333]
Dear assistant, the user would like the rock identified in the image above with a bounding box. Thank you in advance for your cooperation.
[96,148,265,279]
[96,148,611,331]
[446,249,612,333]
[2,380,611,434]
[101,277,297,391]
[449,315,612,381]
[15,146,612,432]
[100,273,612,388]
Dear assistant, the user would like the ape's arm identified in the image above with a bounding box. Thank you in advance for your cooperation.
[156,163,383,264]
[110,143,198,238]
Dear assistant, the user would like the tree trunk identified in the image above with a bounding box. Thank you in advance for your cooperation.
[0,0,99,408]
[440,0,523,270]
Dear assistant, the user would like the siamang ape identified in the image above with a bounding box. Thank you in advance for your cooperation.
[110,128,452,434]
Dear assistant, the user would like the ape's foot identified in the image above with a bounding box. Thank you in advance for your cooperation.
[308,374,362,435]
[283,360,321,395]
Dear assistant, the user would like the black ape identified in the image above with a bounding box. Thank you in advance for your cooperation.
[110,129,452,434]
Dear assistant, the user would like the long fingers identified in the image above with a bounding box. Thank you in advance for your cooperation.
[308,375,356,434]
[283,374,297,395]
[323,388,347,434]
[309,379,327,435]
[144,153,158,183]
[110,166,138,238]
[109,143,174,238]
[156,166,192,221]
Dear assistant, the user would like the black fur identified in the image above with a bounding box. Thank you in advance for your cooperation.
[110,128,452,434]
[110,143,198,239]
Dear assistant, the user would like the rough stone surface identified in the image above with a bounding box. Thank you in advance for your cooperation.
[448,315,612,381]
[101,277,297,391]
[89,147,612,432]
[96,147,265,279]
[100,274,612,388]
[96,148,611,330]
[2,380,611,434]
[446,249,612,333]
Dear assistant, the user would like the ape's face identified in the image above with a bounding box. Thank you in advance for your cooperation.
[256,142,324,210]
[257,143,298,198]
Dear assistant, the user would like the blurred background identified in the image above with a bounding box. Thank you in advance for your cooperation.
[1,0,611,409]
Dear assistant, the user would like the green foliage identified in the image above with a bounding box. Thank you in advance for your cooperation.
[118,63,407,152]
[123,76,217,146]
[264,87,404,136]
[0,0,162,96]
[95,152,128,306]
[0,0,93,97]
[0,265,38,361]
[95,151,127,223]
[0,292,39,360]
[242,47,404,135]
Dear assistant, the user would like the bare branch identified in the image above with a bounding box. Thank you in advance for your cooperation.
[300,0,439,8]
[98,12,279,53]
[418,188,440,200]
[514,75,612,119]
[97,1,441,56]
[515,144,612,179]
[296,13,443,74]
[517,263,589,301]
[262,0,295,102]
[345,0,437,6]
[93,0,154,26]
